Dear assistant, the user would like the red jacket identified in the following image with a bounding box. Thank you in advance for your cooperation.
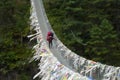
[47,31,54,41]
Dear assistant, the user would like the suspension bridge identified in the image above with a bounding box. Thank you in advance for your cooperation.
[29,0,120,80]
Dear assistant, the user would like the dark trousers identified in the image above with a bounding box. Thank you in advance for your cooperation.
[49,40,53,48]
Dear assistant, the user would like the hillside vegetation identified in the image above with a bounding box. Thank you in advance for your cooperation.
[0,0,38,80]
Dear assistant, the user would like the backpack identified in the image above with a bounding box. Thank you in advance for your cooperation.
[47,35,53,41]
[47,31,54,41]
[47,31,53,37]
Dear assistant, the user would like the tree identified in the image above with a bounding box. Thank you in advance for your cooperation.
[0,0,38,80]
[85,19,120,66]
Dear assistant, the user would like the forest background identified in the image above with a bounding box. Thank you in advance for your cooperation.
[0,0,120,80]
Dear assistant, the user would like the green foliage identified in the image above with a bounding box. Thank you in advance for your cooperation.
[86,19,120,65]
[0,0,36,79]
[43,0,120,66]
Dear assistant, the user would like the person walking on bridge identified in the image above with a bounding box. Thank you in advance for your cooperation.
[46,31,54,48]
